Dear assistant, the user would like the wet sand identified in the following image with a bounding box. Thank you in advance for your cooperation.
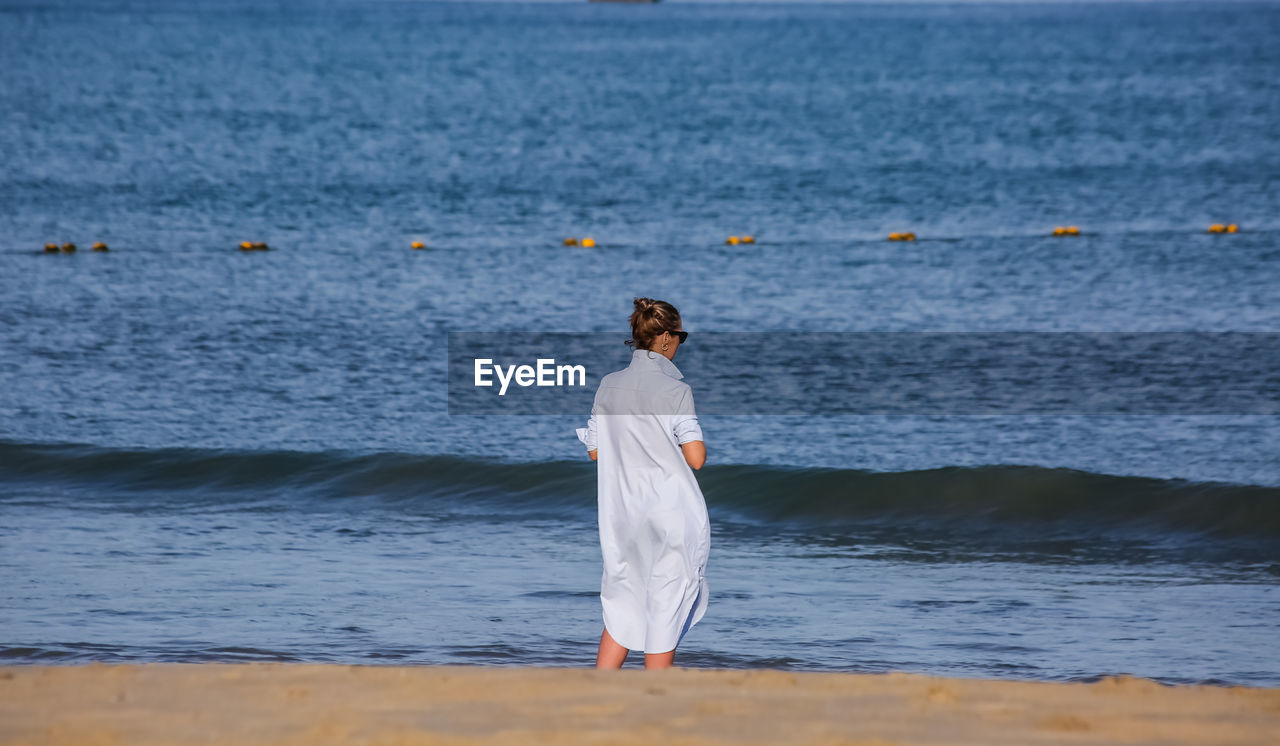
[2,664,1278,745]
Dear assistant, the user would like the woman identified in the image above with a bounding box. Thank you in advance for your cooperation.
[577,298,710,670]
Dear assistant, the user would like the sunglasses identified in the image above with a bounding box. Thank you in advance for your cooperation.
[665,330,689,343]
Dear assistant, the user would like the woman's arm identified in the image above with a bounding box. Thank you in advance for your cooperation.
[681,440,705,470]
[671,387,705,470]
[576,404,599,460]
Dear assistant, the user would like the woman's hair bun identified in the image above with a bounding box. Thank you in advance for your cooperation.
[627,297,681,350]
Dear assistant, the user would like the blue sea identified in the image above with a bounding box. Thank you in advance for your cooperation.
[2,0,1279,685]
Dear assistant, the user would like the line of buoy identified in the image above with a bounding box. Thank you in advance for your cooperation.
[551,225,1250,247]
[34,222,1251,257]
[41,241,109,253]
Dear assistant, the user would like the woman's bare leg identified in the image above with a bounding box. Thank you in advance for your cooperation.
[595,627,628,669]
[644,650,675,670]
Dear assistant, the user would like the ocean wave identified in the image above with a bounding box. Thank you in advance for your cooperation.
[1,440,1276,543]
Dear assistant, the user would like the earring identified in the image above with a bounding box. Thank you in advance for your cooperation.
[662,344,669,351]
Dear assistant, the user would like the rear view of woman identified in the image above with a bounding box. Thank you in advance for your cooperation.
[577,298,710,670]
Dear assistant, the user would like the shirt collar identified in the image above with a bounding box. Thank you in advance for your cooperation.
[630,348,684,380]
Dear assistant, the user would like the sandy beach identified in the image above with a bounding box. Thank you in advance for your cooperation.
[2,664,1277,745]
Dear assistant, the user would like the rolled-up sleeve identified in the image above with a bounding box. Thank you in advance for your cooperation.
[576,403,599,452]
[670,387,703,445]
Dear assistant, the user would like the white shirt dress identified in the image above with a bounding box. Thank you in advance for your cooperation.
[577,349,711,654]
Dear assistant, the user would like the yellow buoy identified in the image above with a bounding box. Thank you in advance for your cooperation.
[888,232,916,242]
[92,242,108,252]
[410,241,425,250]
[1065,226,1080,236]
[60,242,77,253]
[43,243,59,253]
[240,241,254,250]
[726,236,740,245]
[581,237,596,248]
[563,238,578,247]
[1226,223,1238,233]
[741,235,755,244]
[1207,224,1226,234]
